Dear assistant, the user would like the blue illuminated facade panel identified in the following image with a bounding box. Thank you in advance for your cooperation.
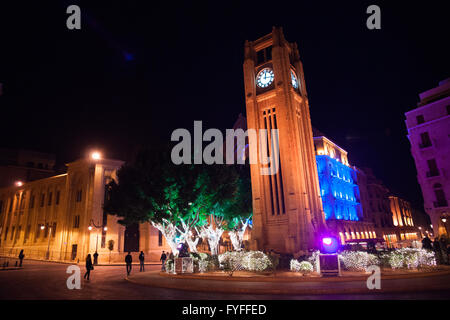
[316,155,362,221]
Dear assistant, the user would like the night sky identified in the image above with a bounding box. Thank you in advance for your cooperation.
[0,1,448,208]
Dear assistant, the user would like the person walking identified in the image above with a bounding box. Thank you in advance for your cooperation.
[139,251,145,272]
[18,250,25,267]
[422,235,433,250]
[125,252,132,276]
[84,254,93,281]
[93,251,99,265]
[433,238,442,264]
[160,251,167,271]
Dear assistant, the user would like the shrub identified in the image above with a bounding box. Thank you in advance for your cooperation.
[165,259,174,274]
[381,248,436,270]
[339,251,379,271]
[307,250,320,272]
[290,260,313,274]
[218,251,273,272]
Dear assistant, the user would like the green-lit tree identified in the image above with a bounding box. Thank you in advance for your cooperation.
[104,144,242,256]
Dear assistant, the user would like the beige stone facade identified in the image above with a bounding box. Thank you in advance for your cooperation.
[243,27,327,253]
[0,156,170,263]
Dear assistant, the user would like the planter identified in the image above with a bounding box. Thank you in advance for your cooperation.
[174,257,194,274]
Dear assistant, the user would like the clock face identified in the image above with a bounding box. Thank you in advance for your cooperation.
[256,68,274,88]
[291,70,299,89]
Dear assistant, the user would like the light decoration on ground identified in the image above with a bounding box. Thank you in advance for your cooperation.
[218,251,272,272]
[316,155,361,221]
[290,260,314,274]
[307,250,321,272]
[339,251,379,271]
[381,248,436,269]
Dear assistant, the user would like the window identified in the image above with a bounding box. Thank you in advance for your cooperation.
[0,200,3,213]
[3,227,8,240]
[48,192,53,206]
[419,132,432,148]
[10,227,15,240]
[24,225,31,243]
[76,190,82,202]
[73,215,80,228]
[30,194,35,209]
[416,115,425,124]
[158,230,163,246]
[426,159,439,177]
[8,198,13,213]
[433,183,448,207]
[44,223,49,238]
[55,191,60,205]
[40,194,45,207]
[256,46,272,65]
[36,224,42,239]
[52,222,57,238]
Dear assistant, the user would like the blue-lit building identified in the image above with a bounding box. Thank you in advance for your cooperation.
[313,135,376,245]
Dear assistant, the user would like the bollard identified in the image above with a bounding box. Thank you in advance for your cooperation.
[6,261,9,267]
[15,261,18,267]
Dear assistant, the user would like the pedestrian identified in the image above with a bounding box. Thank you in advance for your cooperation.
[433,238,442,264]
[18,249,25,267]
[84,254,93,281]
[125,252,132,276]
[139,251,145,272]
[422,235,433,250]
[160,251,167,271]
[93,251,99,265]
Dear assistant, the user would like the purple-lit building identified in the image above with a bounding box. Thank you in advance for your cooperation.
[405,78,450,237]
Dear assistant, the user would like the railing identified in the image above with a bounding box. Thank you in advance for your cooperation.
[426,171,439,178]
[434,200,448,208]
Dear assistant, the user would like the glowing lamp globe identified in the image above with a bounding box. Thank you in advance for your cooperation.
[91,152,101,160]
[320,236,339,254]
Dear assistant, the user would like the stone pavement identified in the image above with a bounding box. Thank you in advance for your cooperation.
[126,267,450,295]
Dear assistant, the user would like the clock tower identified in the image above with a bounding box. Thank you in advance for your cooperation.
[244,27,326,253]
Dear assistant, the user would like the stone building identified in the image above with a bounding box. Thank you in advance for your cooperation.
[312,135,378,246]
[0,153,170,263]
[0,149,57,189]
[405,78,450,237]
[243,27,327,254]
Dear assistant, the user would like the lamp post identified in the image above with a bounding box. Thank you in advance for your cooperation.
[418,226,423,238]
[441,217,448,236]
[41,224,53,260]
[88,219,107,265]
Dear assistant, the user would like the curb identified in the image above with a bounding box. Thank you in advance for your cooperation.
[125,269,450,295]
[156,269,450,283]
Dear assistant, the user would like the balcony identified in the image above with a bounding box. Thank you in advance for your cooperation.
[419,142,432,149]
[426,171,440,178]
[434,200,448,208]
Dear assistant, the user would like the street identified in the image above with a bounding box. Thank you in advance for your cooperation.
[0,260,449,299]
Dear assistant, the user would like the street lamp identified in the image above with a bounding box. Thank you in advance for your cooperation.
[41,224,53,260]
[15,181,23,187]
[88,219,107,264]
[441,217,448,236]
[91,151,101,160]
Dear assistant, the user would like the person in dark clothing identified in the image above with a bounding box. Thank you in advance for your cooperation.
[18,250,25,267]
[433,238,442,264]
[125,252,132,276]
[160,251,167,271]
[93,251,99,265]
[84,254,93,280]
[139,251,145,272]
[422,236,433,250]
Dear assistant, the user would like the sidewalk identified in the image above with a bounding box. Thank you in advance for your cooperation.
[126,267,450,295]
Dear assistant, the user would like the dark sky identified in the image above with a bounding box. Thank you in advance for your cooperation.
[0,1,448,208]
